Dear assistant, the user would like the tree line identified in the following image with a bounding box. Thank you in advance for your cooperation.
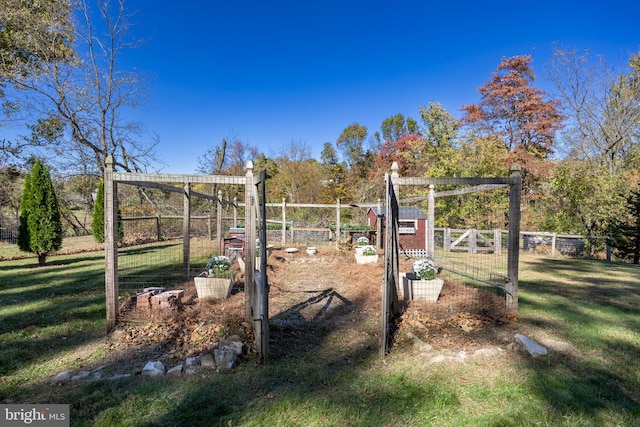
[1,1,639,263]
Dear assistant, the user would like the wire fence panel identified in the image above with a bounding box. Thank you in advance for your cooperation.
[115,183,243,294]
[392,173,519,317]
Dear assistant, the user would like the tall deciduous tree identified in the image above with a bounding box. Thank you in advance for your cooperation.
[419,102,459,149]
[336,122,368,170]
[197,136,258,201]
[547,48,640,175]
[18,159,62,266]
[3,0,157,175]
[547,160,628,238]
[1,0,74,163]
[319,142,349,203]
[0,0,74,81]
[269,140,324,206]
[462,55,564,161]
[380,113,419,142]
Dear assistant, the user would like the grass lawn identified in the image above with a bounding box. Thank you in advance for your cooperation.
[0,242,638,426]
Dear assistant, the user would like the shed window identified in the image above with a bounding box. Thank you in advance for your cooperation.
[399,220,416,234]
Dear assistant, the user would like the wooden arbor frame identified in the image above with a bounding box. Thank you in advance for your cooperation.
[103,156,260,334]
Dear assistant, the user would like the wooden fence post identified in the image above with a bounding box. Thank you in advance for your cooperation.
[336,199,341,248]
[183,183,191,279]
[469,228,477,254]
[104,155,118,333]
[494,229,501,255]
[507,164,521,313]
[444,228,451,252]
[427,184,435,259]
[244,161,254,322]
[282,198,286,247]
[217,189,223,254]
[391,162,399,200]
[377,198,383,249]
[233,197,238,228]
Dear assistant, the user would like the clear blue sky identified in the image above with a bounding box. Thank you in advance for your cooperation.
[121,0,639,173]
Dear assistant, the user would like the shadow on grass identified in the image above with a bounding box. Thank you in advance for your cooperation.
[517,257,640,421]
[0,253,105,272]
[2,254,639,425]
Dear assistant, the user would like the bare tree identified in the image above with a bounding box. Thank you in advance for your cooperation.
[3,0,158,174]
[547,47,640,174]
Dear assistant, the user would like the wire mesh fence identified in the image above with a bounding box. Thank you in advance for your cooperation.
[398,229,510,316]
[115,183,244,295]
[390,176,518,318]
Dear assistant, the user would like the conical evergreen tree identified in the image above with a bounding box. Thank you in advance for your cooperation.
[92,179,105,243]
[18,160,63,266]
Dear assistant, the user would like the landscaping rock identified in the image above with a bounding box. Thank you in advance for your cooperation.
[514,334,547,357]
[214,348,237,370]
[200,353,215,368]
[185,356,200,366]
[142,361,165,376]
[166,365,183,376]
[219,337,243,356]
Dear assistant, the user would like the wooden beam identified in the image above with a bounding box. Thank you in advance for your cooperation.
[112,171,245,185]
[111,180,238,206]
[395,176,517,186]
[400,183,509,203]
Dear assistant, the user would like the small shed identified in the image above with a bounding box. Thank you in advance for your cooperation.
[224,228,246,259]
[367,206,428,250]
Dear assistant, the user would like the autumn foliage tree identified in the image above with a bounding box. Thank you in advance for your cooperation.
[462,55,564,169]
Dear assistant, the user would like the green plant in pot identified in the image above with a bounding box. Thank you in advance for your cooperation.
[196,255,234,299]
[355,245,379,264]
[412,258,438,280]
[409,258,443,302]
[357,236,370,247]
[361,245,377,256]
[205,255,233,278]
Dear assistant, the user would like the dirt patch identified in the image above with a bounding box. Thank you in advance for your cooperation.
[110,248,516,367]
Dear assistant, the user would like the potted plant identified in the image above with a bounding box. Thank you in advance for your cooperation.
[194,255,234,299]
[355,236,370,255]
[407,258,443,301]
[355,245,379,264]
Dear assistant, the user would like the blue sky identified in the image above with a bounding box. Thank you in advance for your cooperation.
[120,0,639,173]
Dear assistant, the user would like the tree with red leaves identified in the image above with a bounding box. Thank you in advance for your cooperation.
[461,55,565,162]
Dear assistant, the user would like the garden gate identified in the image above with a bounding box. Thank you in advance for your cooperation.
[104,157,271,363]
[381,162,522,356]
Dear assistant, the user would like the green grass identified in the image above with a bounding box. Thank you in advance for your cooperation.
[0,246,639,426]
